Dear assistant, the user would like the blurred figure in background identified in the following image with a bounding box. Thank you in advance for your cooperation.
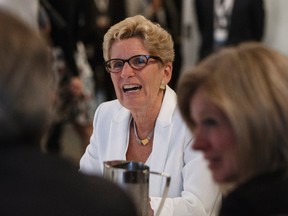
[194,0,265,60]
[178,42,288,215]
[0,9,137,216]
[41,0,97,154]
[126,0,183,90]
[79,0,127,103]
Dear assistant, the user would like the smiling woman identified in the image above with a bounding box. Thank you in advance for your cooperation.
[177,42,288,215]
[79,15,220,216]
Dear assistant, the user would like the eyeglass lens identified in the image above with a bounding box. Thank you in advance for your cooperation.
[105,55,160,73]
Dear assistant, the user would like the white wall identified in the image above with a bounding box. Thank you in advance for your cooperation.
[263,0,288,55]
[181,0,200,73]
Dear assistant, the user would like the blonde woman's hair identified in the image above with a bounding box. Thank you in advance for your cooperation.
[178,42,288,184]
[103,15,174,64]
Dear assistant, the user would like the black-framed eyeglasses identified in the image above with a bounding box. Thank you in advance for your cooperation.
[104,54,162,73]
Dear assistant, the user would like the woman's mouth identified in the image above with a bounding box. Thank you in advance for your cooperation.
[205,155,221,171]
[123,84,142,93]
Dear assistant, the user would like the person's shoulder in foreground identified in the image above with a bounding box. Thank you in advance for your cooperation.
[0,147,138,216]
[0,8,137,216]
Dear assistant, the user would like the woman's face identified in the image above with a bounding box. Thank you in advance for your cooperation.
[108,37,171,111]
[190,88,238,183]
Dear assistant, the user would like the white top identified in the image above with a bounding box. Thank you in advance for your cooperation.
[80,86,221,216]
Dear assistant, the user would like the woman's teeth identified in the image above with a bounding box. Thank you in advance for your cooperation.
[123,85,142,93]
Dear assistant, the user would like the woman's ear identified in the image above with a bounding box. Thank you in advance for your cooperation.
[162,62,173,84]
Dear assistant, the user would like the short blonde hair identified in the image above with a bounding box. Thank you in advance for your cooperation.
[178,42,288,183]
[103,15,174,64]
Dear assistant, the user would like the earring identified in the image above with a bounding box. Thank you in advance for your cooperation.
[160,81,166,90]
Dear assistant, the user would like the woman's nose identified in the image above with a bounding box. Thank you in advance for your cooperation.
[120,62,135,78]
[192,128,209,151]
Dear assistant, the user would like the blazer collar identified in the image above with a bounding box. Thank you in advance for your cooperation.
[109,86,177,172]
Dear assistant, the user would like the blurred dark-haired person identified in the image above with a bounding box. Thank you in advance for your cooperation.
[0,9,137,216]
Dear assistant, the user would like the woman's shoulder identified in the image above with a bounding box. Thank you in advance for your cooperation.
[220,170,288,215]
[95,99,130,121]
[96,99,124,114]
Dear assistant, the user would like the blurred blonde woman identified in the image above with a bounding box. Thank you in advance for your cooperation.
[178,42,288,215]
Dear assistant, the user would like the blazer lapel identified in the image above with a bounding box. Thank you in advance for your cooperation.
[147,86,177,194]
[107,107,131,160]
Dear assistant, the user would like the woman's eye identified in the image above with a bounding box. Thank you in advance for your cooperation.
[202,118,218,126]
[113,62,123,69]
[133,57,146,65]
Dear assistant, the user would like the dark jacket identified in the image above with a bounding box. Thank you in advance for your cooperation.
[0,144,137,216]
[195,0,265,60]
[219,169,288,215]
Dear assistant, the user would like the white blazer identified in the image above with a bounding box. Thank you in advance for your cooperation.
[80,86,220,216]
